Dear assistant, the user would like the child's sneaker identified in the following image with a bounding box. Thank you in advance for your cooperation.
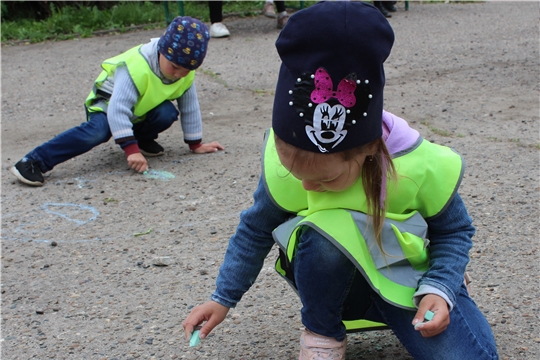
[299,329,347,360]
[139,139,164,157]
[10,158,44,186]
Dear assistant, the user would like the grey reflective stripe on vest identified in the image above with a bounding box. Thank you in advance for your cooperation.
[272,215,303,253]
[273,210,428,289]
[352,211,428,288]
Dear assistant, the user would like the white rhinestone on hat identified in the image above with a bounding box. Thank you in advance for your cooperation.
[363,112,368,117]
[365,80,369,84]
[297,78,302,82]
[311,74,315,79]
[299,113,304,117]
[308,103,313,107]
[346,109,351,114]
[289,90,293,95]
[368,94,373,99]
[352,120,357,124]
[289,101,293,106]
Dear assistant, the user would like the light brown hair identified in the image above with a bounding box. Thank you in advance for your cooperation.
[275,135,396,252]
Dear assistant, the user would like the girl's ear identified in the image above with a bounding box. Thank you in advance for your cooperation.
[366,138,380,156]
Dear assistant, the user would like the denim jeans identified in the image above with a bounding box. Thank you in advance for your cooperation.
[27,100,178,173]
[292,226,499,360]
[212,178,499,359]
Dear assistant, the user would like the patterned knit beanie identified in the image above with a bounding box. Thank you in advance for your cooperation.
[158,16,210,70]
[272,1,394,153]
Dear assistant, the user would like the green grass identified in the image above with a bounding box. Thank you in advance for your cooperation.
[420,121,453,137]
[199,68,229,88]
[1,1,315,44]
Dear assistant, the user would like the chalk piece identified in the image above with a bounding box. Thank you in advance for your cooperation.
[143,171,148,175]
[190,330,201,347]
[424,310,435,321]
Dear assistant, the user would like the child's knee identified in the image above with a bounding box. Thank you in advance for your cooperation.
[298,228,347,269]
[155,101,179,122]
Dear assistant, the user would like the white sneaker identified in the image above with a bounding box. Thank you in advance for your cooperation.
[299,329,347,360]
[210,22,230,38]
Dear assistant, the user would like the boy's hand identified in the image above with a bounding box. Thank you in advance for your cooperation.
[127,153,148,173]
[412,294,450,337]
[192,141,224,154]
[182,301,229,342]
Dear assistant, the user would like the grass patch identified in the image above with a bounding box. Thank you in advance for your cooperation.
[420,121,453,137]
[1,1,316,44]
[2,2,166,43]
[199,68,229,88]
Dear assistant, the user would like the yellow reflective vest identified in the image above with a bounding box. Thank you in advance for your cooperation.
[262,129,464,332]
[85,44,195,123]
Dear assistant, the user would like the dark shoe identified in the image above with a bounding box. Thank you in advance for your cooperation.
[138,139,164,157]
[374,2,392,18]
[383,1,397,12]
[277,14,289,29]
[11,158,44,186]
[263,2,276,18]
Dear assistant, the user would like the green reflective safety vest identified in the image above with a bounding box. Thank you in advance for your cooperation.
[85,45,195,123]
[262,129,464,332]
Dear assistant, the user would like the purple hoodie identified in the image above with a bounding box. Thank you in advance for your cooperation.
[382,110,421,155]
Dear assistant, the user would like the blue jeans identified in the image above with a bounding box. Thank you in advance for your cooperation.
[26,101,178,173]
[212,179,499,359]
[293,226,499,360]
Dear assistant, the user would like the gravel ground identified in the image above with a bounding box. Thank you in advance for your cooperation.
[1,2,539,359]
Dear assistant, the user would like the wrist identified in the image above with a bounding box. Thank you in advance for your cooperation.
[189,143,203,152]
[123,143,140,157]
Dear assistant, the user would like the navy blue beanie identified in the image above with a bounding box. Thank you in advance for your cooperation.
[158,16,210,70]
[272,1,395,153]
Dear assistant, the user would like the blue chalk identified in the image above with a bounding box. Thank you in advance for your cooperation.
[424,310,435,321]
[190,329,201,347]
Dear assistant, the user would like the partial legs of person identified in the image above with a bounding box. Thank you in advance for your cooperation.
[291,227,500,360]
[371,285,499,359]
[373,1,392,18]
[383,1,397,12]
[133,100,178,157]
[10,111,112,186]
[274,1,289,29]
[292,227,351,359]
[263,0,276,18]
[208,1,230,38]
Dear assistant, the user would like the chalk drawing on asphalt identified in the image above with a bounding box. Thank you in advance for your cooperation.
[143,169,175,181]
[42,202,99,225]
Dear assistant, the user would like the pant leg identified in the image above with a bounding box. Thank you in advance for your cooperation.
[26,111,111,173]
[208,1,223,23]
[371,284,499,360]
[274,1,286,13]
[292,226,357,342]
[132,100,178,141]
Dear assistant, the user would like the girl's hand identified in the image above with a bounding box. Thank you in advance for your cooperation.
[412,294,450,337]
[182,301,229,342]
[191,141,225,154]
[127,153,148,172]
